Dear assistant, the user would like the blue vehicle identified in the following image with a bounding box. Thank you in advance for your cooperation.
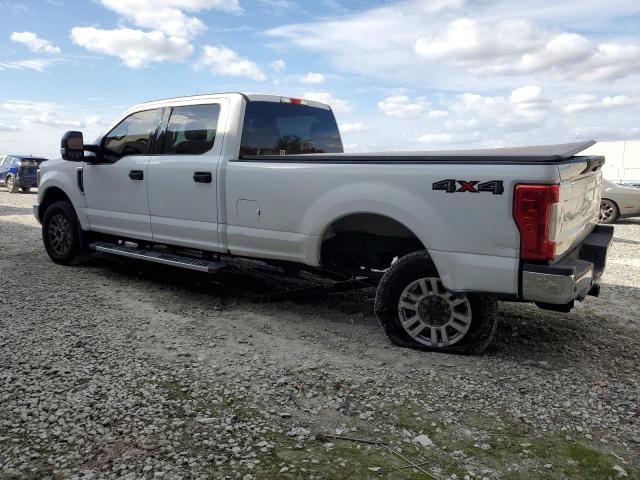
[0,155,48,193]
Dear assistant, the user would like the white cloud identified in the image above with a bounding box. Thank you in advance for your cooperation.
[0,100,114,157]
[415,18,640,81]
[0,59,56,72]
[563,94,639,113]
[100,0,241,38]
[340,122,368,133]
[418,0,464,14]
[302,92,351,113]
[270,59,286,72]
[1,100,108,129]
[71,27,192,68]
[510,85,543,104]
[300,72,325,84]
[268,1,640,87]
[418,133,454,143]
[258,0,295,7]
[196,45,266,81]
[378,95,428,117]
[10,32,61,54]
[415,18,540,63]
[428,110,449,118]
[581,44,640,81]
[449,87,548,129]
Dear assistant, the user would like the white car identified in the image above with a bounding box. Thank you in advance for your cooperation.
[599,179,640,223]
[34,93,613,354]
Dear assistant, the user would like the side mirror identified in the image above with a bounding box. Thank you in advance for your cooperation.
[61,131,85,161]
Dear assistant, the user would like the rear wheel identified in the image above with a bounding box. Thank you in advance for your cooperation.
[599,199,619,224]
[6,176,18,193]
[42,201,91,265]
[375,251,498,354]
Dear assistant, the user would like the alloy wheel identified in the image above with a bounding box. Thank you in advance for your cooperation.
[397,277,472,348]
[48,214,73,256]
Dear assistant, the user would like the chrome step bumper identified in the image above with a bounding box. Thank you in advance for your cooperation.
[521,225,613,306]
[90,242,226,274]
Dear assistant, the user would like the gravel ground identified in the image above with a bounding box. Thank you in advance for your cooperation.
[0,190,639,480]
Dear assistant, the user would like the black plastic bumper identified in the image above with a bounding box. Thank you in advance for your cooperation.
[16,176,38,188]
[521,225,613,308]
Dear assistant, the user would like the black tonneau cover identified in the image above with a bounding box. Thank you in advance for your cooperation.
[238,140,601,164]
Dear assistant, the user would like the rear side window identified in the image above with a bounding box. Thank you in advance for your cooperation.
[162,104,220,155]
[240,101,343,156]
[102,108,163,162]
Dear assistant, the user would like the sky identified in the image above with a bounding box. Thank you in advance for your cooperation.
[0,0,639,157]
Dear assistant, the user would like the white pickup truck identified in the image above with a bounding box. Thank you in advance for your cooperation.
[35,93,613,354]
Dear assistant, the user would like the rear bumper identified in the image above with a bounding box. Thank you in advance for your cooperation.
[521,225,613,305]
[16,175,38,188]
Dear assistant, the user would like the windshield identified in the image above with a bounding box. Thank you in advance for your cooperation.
[240,101,343,156]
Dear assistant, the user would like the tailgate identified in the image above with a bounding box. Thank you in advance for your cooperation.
[554,156,603,258]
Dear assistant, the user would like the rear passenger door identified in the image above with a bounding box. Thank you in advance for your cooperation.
[147,100,227,251]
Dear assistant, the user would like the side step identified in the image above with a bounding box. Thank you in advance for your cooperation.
[90,242,226,274]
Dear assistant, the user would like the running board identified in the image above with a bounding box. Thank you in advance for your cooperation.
[90,242,226,273]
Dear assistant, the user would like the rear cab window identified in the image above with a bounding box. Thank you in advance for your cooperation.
[240,101,343,156]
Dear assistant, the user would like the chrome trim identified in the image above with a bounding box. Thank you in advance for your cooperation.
[522,265,593,304]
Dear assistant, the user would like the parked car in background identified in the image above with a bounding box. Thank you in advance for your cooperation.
[600,179,640,223]
[0,155,48,193]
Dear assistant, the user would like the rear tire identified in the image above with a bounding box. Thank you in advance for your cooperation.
[6,176,18,193]
[42,200,91,265]
[374,250,498,354]
[599,199,619,224]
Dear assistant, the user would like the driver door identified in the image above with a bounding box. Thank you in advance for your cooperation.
[83,108,164,240]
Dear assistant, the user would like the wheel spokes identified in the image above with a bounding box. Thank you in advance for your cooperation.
[397,277,473,348]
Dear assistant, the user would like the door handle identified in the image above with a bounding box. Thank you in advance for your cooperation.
[129,170,144,180]
[193,171,212,183]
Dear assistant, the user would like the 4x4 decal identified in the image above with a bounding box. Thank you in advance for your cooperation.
[432,179,504,195]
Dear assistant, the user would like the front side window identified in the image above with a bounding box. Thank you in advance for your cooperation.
[240,101,343,156]
[102,109,163,162]
[162,104,220,155]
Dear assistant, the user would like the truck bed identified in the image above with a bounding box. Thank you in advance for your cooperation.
[239,140,601,164]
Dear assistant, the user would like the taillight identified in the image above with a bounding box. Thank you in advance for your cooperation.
[513,184,560,261]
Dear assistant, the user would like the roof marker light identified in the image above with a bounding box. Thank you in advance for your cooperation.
[281,97,306,105]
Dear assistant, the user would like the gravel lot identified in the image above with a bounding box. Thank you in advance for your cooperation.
[1,190,639,480]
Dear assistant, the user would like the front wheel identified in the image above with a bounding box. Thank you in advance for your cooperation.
[42,200,90,265]
[374,251,498,354]
[6,176,18,193]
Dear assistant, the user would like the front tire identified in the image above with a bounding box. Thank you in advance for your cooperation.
[374,251,498,354]
[6,176,18,193]
[42,201,90,265]
[599,199,619,224]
